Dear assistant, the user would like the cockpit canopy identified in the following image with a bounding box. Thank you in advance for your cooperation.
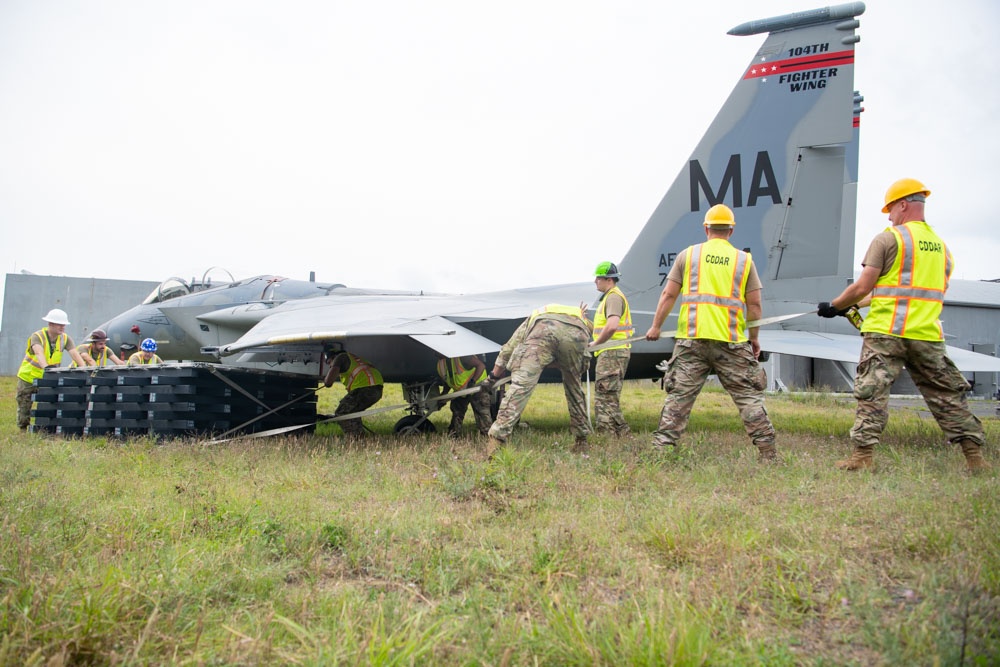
[141,277,192,305]
[140,267,238,305]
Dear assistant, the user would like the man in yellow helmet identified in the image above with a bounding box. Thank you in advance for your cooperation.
[16,308,87,430]
[486,304,594,457]
[817,178,989,472]
[587,261,633,437]
[645,204,777,460]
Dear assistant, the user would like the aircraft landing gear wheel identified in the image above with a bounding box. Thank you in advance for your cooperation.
[393,415,436,435]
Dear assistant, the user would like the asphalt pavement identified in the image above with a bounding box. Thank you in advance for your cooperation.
[853,396,1000,420]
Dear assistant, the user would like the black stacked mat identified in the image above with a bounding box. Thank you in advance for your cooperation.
[31,363,318,438]
[31,370,90,436]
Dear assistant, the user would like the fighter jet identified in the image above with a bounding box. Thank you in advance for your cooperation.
[102,271,447,363]
[101,2,1000,426]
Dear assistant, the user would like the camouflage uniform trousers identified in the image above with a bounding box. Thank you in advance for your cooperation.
[850,333,984,450]
[15,378,35,430]
[447,384,494,437]
[594,347,631,436]
[652,338,775,449]
[488,319,591,442]
[335,385,384,435]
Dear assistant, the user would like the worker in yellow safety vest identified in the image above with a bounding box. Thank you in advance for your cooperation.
[587,261,634,437]
[71,328,125,367]
[127,338,163,365]
[645,204,777,461]
[323,351,384,436]
[818,177,989,472]
[16,308,87,430]
[486,303,593,457]
[437,355,493,438]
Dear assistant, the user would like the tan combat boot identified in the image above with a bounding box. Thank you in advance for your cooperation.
[958,439,991,472]
[571,436,589,454]
[835,446,874,471]
[757,442,778,462]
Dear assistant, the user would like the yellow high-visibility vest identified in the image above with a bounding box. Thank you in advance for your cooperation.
[592,286,634,356]
[437,357,487,391]
[862,221,950,341]
[528,304,588,329]
[676,239,751,342]
[127,352,163,365]
[18,328,66,382]
[71,343,110,368]
[340,354,383,392]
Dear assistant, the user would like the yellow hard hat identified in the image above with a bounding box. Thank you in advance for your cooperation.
[703,204,735,227]
[881,178,931,213]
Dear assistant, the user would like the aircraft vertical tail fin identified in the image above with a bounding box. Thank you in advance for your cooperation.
[618,2,866,312]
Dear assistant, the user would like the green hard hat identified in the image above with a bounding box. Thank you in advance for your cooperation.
[594,261,620,279]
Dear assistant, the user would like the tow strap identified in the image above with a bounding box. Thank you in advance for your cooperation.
[587,310,817,353]
[206,377,512,444]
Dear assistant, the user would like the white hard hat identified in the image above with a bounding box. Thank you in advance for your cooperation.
[42,308,70,325]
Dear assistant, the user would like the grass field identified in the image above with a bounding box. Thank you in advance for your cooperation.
[1,375,998,665]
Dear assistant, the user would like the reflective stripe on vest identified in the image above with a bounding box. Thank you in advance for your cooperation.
[676,239,750,342]
[437,357,486,390]
[18,328,65,382]
[862,221,948,341]
[343,354,383,392]
[592,285,634,355]
[71,343,109,368]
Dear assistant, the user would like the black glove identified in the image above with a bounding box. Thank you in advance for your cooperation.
[817,302,845,318]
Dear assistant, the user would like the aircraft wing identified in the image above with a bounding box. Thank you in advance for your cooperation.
[758,330,862,363]
[941,345,1000,373]
[215,283,590,354]
[759,330,1000,372]
[222,309,501,358]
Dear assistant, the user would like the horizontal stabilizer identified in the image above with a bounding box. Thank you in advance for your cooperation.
[943,346,1000,373]
[760,330,1000,372]
[758,330,861,363]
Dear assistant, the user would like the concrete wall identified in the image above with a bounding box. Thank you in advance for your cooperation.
[1,273,158,376]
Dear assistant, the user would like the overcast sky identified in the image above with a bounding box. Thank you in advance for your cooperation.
[2,0,998,310]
